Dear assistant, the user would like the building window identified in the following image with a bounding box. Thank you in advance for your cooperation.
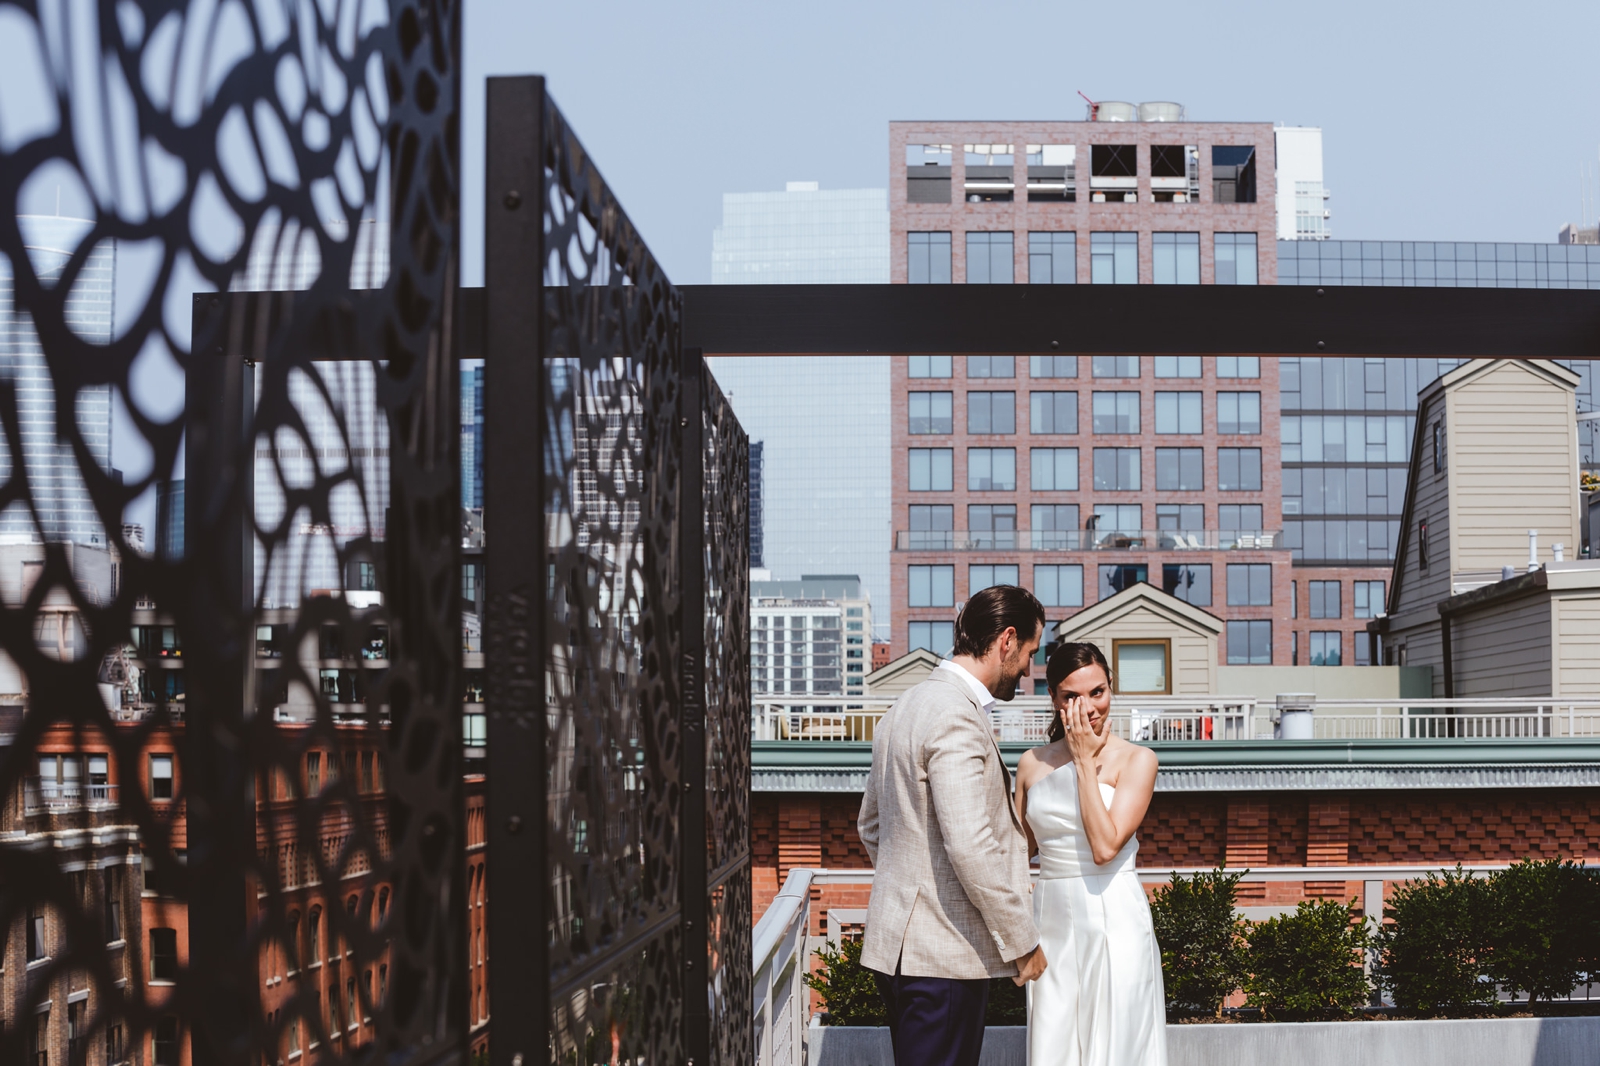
[1029,449,1079,492]
[28,909,47,960]
[1092,448,1141,491]
[1090,145,1137,203]
[1309,580,1342,619]
[909,355,952,378]
[909,566,955,607]
[1217,356,1260,378]
[1030,355,1078,378]
[1156,503,1204,532]
[967,448,1016,491]
[1433,420,1445,474]
[1211,146,1257,203]
[1227,620,1272,664]
[963,143,1015,202]
[968,504,1017,549]
[1152,232,1200,284]
[966,232,1015,283]
[1112,639,1171,694]
[1029,391,1078,434]
[150,927,179,981]
[967,355,1014,378]
[1150,143,1199,202]
[33,1012,50,1066]
[967,391,1016,434]
[908,504,954,548]
[1355,633,1373,666]
[1032,504,1080,549]
[908,232,952,283]
[1099,563,1149,598]
[148,753,173,800]
[908,392,953,435]
[906,143,953,203]
[1154,356,1202,378]
[1028,231,1076,283]
[1354,580,1386,619]
[1162,564,1212,606]
[1154,392,1202,434]
[1418,517,1430,571]
[969,564,1020,595]
[1220,503,1264,532]
[1310,631,1342,666]
[1217,392,1262,434]
[103,868,122,942]
[1092,392,1140,434]
[1215,233,1258,284]
[1091,355,1140,379]
[1090,232,1138,283]
[909,620,955,656]
[1218,448,1262,491]
[1026,144,1076,202]
[1034,565,1084,608]
[1093,504,1142,536]
[1227,564,1273,606]
[908,448,954,491]
[306,751,322,794]
[1155,448,1204,491]
[105,1022,125,1066]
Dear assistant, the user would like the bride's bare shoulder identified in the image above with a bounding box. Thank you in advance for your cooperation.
[1017,742,1064,788]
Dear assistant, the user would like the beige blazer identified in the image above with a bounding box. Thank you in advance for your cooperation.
[858,669,1038,980]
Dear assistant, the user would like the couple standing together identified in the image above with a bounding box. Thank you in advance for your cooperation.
[859,585,1167,1066]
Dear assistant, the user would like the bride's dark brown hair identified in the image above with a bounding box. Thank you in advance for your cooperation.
[1045,642,1112,743]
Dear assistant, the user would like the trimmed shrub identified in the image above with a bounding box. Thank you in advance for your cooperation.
[1486,859,1594,1005]
[803,938,886,1025]
[984,976,1027,1025]
[1150,868,1247,1016]
[1244,901,1371,1021]
[1376,865,1495,1013]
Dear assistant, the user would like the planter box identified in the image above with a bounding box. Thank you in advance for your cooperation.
[806,1015,1600,1066]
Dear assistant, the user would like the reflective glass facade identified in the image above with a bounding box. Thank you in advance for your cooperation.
[707,357,891,640]
[1,216,113,544]
[712,186,890,284]
[1277,239,1600,289]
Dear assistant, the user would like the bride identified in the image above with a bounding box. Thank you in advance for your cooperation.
[1014,642,1167,1065]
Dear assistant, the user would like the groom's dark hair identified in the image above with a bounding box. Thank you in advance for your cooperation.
[951,585,1046,658]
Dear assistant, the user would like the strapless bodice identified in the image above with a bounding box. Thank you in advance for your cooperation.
[1025,763,1138,879]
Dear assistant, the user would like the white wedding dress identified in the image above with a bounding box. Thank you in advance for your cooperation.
[1025,764,1167,1066]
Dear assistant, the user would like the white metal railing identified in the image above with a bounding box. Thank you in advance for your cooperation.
[752,697,1600,743]
[23,779,119,813]
[752,867,812,1066]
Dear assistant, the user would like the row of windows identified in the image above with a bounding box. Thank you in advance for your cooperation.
[1282,414,1414,463]
[1284,466,1409,517]
[910,354,1261,380]
[908,503,1266,532]
[909,447,1264,492]
[1292,579,1386,620]
[908,562,1274,608]
[906,142,1257,204]
[1282,518,1401,562]
[908,231,1259,285]
[910,390,1263,436]
[906,616,1283,665]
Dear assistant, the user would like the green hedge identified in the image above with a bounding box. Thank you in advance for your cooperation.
[803,860,1600,1025]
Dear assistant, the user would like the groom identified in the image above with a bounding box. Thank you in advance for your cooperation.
[858,585,1048,1066]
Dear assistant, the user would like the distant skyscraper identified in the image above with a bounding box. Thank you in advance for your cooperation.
[157,479,184,559]
[1275,126,1329,240]
[748,440,764,569]
[462,363,483,509]
[0,215,113,544]
[712,183,890,284]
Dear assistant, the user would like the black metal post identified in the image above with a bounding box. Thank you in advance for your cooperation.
[483,74,547,1066]
[680,348,708,1065]
[182,292,259,1065]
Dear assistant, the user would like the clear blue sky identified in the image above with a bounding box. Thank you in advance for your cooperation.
[464,0,1600,287]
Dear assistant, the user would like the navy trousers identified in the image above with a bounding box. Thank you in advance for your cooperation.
[871,964,990,1066]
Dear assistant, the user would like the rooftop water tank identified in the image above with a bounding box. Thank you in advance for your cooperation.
[1139,101,1185,122]
[1094,101,1138,122]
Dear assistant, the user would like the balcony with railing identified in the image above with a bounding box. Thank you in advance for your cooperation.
[24,779,120,814]
[895,529,1287,551]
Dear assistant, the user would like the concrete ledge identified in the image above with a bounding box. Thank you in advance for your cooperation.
[807,1016,1600,1066]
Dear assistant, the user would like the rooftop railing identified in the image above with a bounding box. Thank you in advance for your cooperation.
[752,697,1600,742]
[895,529,1286,551]
[752,867,812,1066]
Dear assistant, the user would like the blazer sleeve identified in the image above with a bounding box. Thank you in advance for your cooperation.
[858,757,880,867]
[924,710,1039,963]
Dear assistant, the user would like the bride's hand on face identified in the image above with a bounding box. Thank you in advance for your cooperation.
[1060,695,1107,763]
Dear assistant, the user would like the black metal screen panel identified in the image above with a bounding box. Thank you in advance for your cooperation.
[0,2,463,1065]
[483,78,751,1066]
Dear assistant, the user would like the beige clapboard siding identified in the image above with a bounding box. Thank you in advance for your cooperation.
[1447,363,1579,570]
[1451,595,1553,698]
[1394,388,1455,616]
[1554,593,1600,697]
[1074,610,1217,694]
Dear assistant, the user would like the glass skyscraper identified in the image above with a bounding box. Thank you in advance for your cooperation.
[461,363,483,509]
[711,183,890,284]
[0,215,113,544]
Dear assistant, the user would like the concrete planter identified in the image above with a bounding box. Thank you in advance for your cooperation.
[806,1015,1600,1066]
